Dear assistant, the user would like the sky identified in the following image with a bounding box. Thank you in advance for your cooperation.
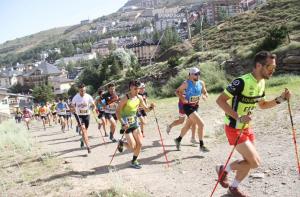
[0,0,128,44]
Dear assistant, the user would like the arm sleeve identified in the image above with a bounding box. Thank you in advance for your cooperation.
[224,78,244,98]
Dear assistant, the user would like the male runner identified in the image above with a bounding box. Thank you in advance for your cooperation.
[215,51,291,196]
[174,67,209,152]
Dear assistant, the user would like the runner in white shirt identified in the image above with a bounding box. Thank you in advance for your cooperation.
[71,83,96,154]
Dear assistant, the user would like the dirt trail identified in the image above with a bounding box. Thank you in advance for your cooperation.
[30,98,300,196]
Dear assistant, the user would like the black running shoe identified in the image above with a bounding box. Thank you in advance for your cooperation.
[174,138,181,151]
[80,139,84,149]
[117,140,124,153]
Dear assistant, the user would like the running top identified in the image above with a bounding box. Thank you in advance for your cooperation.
[121,95,140,126]
[185,80,202,105]
[50,104,56,112]
[224,73,265,129]
[72,93,94,116]
[39,106,48,116]
[56,102,68,115]
[95,96,106,112]
[103,92,119,114]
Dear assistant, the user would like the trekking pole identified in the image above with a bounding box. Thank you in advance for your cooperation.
[108,131,125,166]
[92,111,106,143]
[210,113,250,197]
[153,108,170,167]
[286,93,300,175]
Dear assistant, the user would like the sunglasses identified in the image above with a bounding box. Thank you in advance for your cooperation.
[193,72,201,76]
[265,64,276,72]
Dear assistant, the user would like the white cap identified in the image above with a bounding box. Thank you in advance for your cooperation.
[189,67,200,74]
[140,83,145,88]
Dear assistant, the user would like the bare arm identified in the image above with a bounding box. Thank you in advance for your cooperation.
[116,97,128,125]
[176,81,188,103]
[216,93,239,120]
[258,89,291,109]
[201,80,208,100]
[138,95,154,112]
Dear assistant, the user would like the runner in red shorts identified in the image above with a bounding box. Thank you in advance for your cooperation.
[216,51,291,197]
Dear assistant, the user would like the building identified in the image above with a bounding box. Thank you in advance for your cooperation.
[21,61,62,87]
[0,68,23,88]
[126,40,160,65]
[80,19,91,25]
[199,0,243,25]
[153,6,186,31]
[48,77,74,95]
[55,52,97,65]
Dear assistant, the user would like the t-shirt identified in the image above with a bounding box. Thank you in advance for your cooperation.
[23,109,32,118]
[224,73,265,129]
[72,93,94,116]
[39,107,48,116]
[103,92,119,114]
[56,102,68,115]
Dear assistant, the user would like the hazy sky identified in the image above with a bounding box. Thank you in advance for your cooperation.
[0,0,128,44]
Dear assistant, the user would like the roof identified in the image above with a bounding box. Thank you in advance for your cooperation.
[0,69,23,78]
[49,77,74,83]
[23,61,61,77]
[126,39,160,48]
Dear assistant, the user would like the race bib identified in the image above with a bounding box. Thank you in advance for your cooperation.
[79,109,88,114]
[190,96,200,103]
[127,116,136,125]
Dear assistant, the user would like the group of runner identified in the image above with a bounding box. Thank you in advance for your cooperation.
[14,50,293,197]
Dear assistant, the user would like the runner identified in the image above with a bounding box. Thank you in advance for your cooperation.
[22,106,33,130]
[56,98,69,132]
[65,99,73,130]
[33,104,40,121]
[103,83,119,142]
[95,88,108,137]
[39,103,49,130]
[215,51,291,196]
[166,98,197,146]
[174,67,209,152]
[50,102,58,124]
[116,80,155,169]
[45,102,52,126]
[137,83,148,137]
[71,83,96,153]
[15,107,23,123]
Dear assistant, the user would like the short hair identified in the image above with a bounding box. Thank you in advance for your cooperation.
[78,83,85,89]
[254,51,276,67]
[98,87,103,94]
[107,83,115,88]
[129,80,141,89]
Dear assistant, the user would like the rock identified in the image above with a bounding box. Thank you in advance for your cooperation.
[250,173,265,179]
[64,160,71,164]
[282,56,300,64]
[281,182,286,185]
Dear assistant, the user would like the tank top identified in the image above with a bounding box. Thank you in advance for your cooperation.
[185,80,202,105]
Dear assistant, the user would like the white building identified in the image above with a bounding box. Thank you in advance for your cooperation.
[55,52,97,65]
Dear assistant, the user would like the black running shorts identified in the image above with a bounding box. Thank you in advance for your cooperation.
[183,104,199,117]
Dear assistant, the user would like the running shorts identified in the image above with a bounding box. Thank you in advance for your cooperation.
[183,104,199,117]
[225,125,255,145]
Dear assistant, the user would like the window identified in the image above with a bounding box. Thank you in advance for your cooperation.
[1,99,8,104]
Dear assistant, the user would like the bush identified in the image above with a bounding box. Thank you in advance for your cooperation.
[159,62,229,97]
[0,120,31,151]
[167,56,181,68]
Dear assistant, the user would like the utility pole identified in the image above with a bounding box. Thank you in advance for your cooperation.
[185,8,192,40]
[200,14,204,51]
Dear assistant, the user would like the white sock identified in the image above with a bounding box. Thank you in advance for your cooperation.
[225,163,231,173]
[231,179,240,188]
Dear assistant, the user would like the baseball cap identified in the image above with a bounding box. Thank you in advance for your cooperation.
[140,83,145,88]
[189,67,200,75]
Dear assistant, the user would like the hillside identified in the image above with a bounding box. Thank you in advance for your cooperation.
[122,0,204,9]
[192,0,300,52]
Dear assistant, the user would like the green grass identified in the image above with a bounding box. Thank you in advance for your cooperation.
[0,120,31,151]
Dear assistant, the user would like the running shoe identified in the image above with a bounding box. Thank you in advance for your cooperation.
[227,186,248,197]
[87,147,91,154]
[200,145,210,152]
[130,160,142,169]
[174,138,181,151]
[166,125,171,135]
[216,165,229,188]
[117,140,124,153]
[80,139,84,149]
[190,138,197,147]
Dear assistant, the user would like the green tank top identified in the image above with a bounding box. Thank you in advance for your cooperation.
[224,73,265,129]
[121,95,140,118]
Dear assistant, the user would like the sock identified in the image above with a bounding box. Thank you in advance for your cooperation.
[109,132,113,138]
[231,179,240,188]
[176,136,182,143]
[132,155,138,163]
[225,164,231,173]
[200,140,204,147]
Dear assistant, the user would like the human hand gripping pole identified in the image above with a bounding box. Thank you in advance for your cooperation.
[152,108,170,167]
[209,112,251,197]
[286,89,300,176]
